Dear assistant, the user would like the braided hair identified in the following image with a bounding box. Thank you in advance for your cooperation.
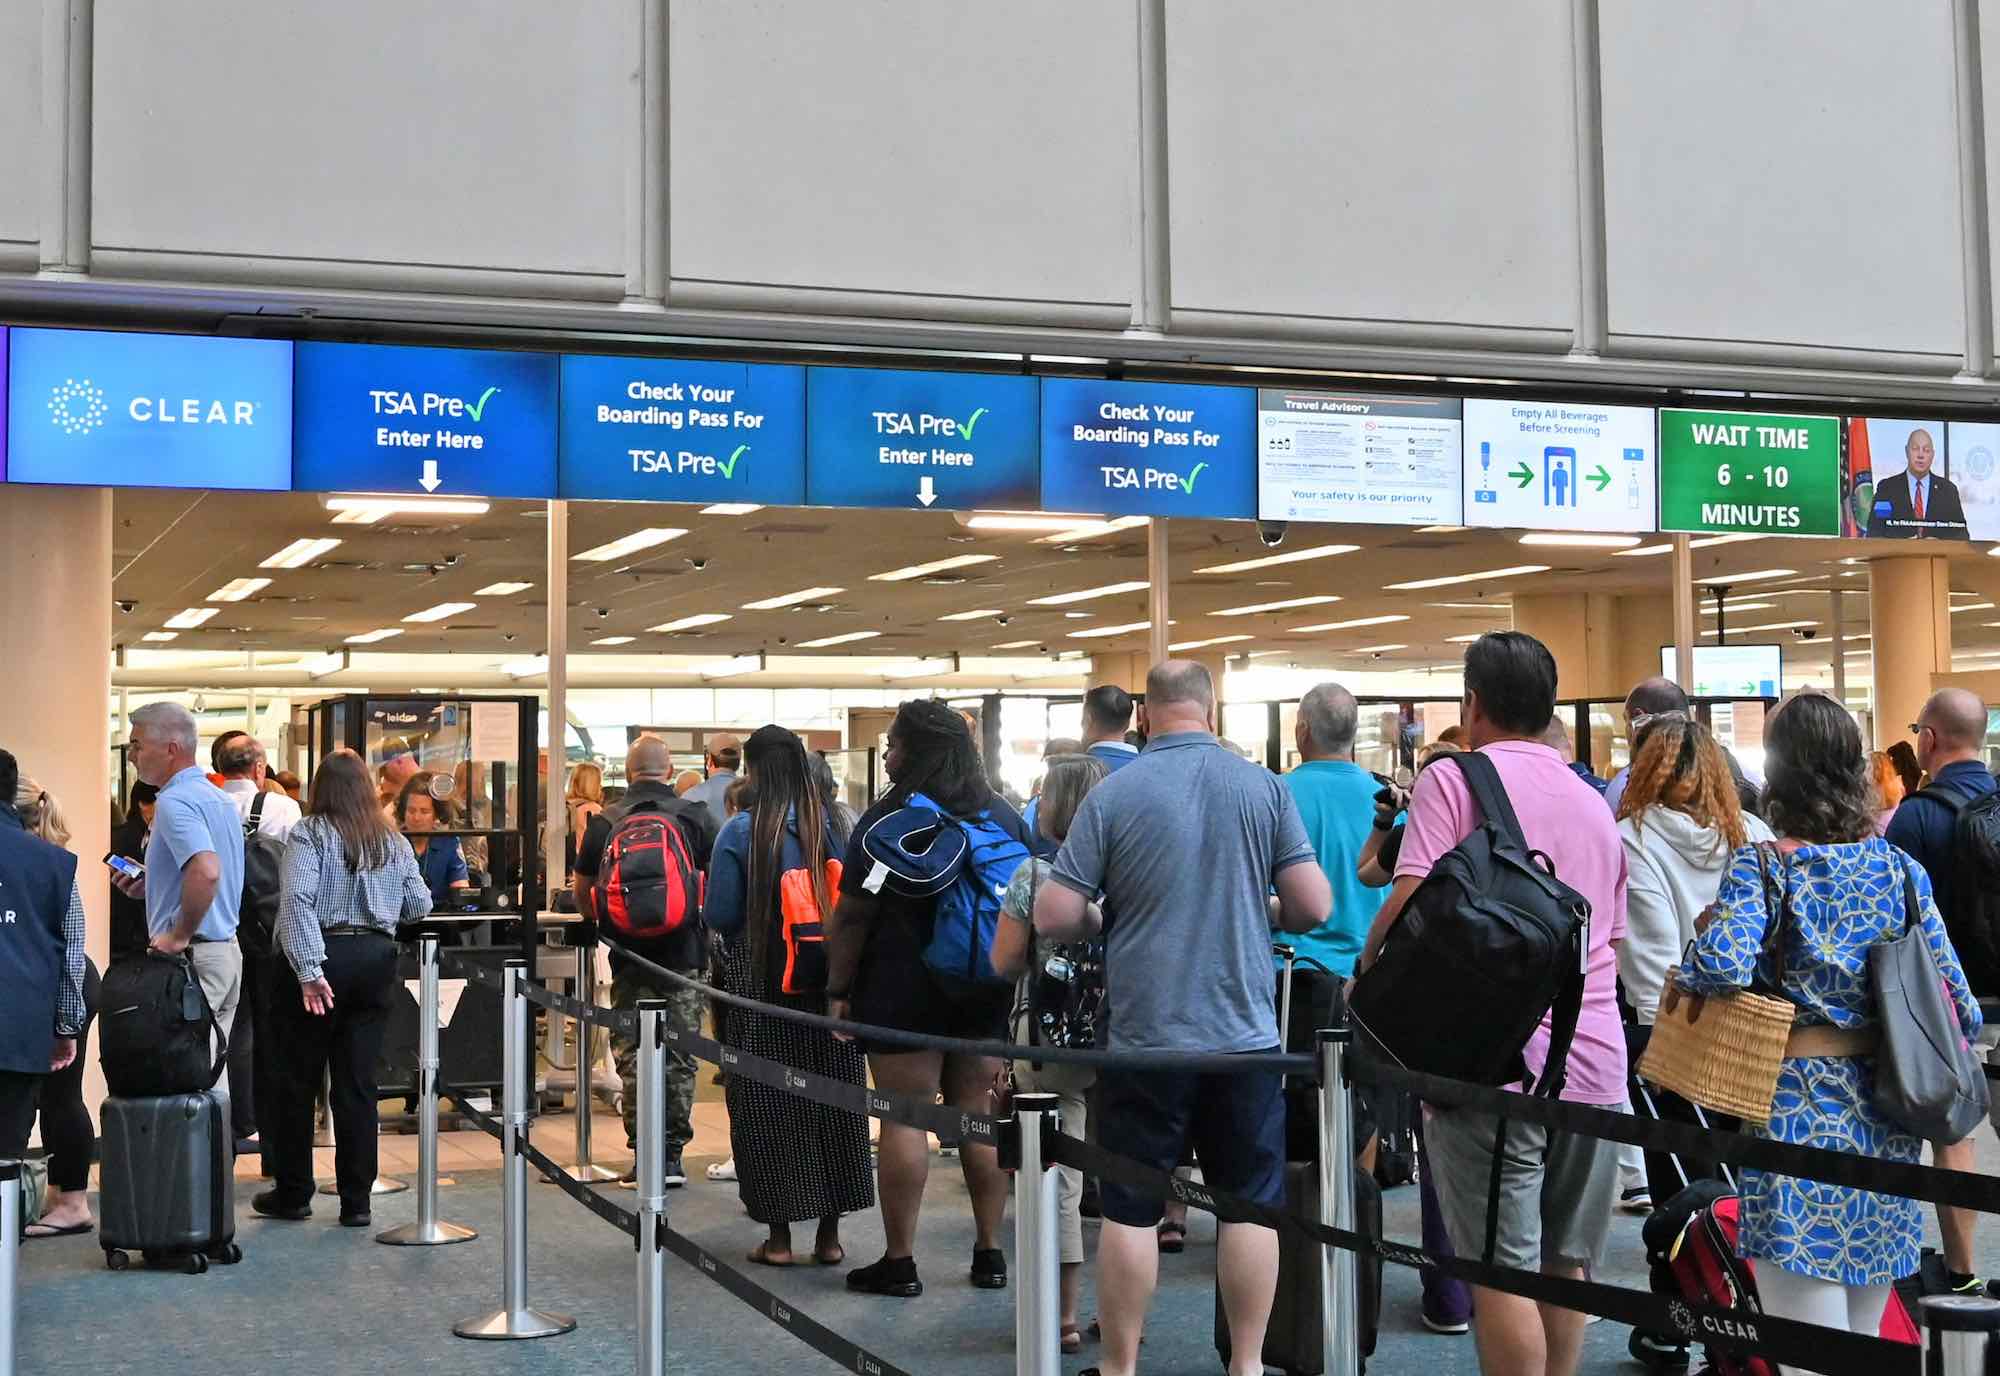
[889,699,991,817]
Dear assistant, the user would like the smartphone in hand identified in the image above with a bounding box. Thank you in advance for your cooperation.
[103,852,145,881]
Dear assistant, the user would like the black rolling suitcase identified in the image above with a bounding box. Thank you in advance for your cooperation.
[99,1091,242,1274]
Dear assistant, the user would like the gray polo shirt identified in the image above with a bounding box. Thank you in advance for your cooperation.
[1050,731,1316,1053]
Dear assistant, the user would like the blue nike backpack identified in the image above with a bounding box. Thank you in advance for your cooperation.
[856,791,1030,986]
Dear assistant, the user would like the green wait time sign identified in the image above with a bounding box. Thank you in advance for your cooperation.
[1659,409,1842,537]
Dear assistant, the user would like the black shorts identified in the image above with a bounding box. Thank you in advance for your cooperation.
[850,918,1011,1054]
[1096,1054,1287,1228]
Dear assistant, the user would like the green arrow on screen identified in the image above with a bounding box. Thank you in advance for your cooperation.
[1588,464,1611,492]
[1509,463,1534,488]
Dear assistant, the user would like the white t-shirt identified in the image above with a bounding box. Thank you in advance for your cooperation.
[222,778,301,841]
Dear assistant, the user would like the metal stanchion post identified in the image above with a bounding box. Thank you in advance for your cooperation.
[1011,1092,1061,1376]
[1920,1295,2000,1376]
[571,938,615,1181]
[633,1000,668,1376]
[1317,1027,1358,1376]
[454,960,576,1342]
[380,935,477,1246]
[1,1160,19,1376]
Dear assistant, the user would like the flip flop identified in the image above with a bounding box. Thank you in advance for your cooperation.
[706,1160,737,1182]
[747,1242,795,1267]
[1062,1325,1083,1354]
[22,1220,93,1240]
[815,1245,846,1266]
[1157,1221,1187,1254]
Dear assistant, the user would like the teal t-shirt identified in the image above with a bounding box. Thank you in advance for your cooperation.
[1276,759,1388,977]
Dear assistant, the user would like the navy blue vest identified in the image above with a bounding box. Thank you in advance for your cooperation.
[0,805,78,1073]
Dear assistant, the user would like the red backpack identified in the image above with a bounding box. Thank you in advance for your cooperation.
[593,805,702,942]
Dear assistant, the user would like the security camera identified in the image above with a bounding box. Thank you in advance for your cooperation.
[1372,651,1385,660]
[1256,520,1289,548]
[595,607,611,620]
[502,633,517,643]
[116,600,137,614]
[996,615,1011,626]
[687,557,709,572]
[1793,627,1818,640]
[443,553,462,567]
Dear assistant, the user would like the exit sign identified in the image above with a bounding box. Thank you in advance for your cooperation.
[1658,409,1841,537]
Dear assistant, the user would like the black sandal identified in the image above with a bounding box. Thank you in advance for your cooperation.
[846,1254,922,1297]
[1157,1220,1187,1254]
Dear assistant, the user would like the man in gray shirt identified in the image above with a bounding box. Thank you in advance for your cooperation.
[1036,660,1330,1376]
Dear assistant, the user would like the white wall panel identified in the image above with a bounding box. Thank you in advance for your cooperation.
[0,4,40,248]
[90,2,629,278]
[1603,0,1962,356]
[1165,0,1579,332]
[669,0,1136,307]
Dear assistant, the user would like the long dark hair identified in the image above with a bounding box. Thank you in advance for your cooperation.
[741,725,834,986]
[890,699,990,816]
[310,749,399,872]
[1762,692,1875,845]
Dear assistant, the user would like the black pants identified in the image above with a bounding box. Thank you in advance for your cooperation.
[34,961,98,1190]
[0,1070,40,1159]
[265,935,399,1210]
[1628,1024,1738,1204]
[225,951,280,1143]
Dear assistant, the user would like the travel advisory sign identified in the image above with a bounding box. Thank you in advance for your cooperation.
[1659,409,1841,537]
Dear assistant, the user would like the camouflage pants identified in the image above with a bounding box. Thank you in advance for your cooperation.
[610,965,704,1153]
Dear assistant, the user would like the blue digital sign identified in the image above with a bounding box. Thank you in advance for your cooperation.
[559,356,805,505]
[292,342,557,498]
[805,367,1039,511]
[5,327,293,491]
[1040,378,1256,519]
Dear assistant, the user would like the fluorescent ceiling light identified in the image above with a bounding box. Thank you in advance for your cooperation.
[870,554,1000,582]
[797,630,882,649]
[1385,565,1550,591]
[1066,621,1154,640]
[1028,581,1151,607]
[1289,614,1410,633]
[1427,602,1512,612]
[1445,633,1484,643]
[1349,644,1409,653]
[699,503,763,516]
[403,601,477,623]
[1168,634,1254,652]
[164,607,218,629]
[476,581,533,597]
[345,628,402,645]
[883,656,958,680]
[937,608,1003,622]
[697,654,764,679]
[1214,595,1342,617]
[572,528,687,562]
[301,650,347,679]
[1518,533,1643,549]
[1195,544,1361,575]
[502,656,549,679]
[260,537,342,570]
[1700,602,1773,615]
[141,631,178,642]
[207,577,271,603]
[323,495,490,523]
[648,612,732,633]
[1727,620,1819,633]
[1417,525,1468,534]
[1708,568,1797,584]
[1951,602,1997,614]
[1034,515,1150,544]
[742,587,844,610]
[965,511,1107,533]
[1013,660,1092,679]
[1617,533,1765,557]
[590,635,635,646]
[990,639,1042,651]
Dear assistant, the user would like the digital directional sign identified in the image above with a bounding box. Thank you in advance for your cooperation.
[292,342,557,498]
[805,367,1038,511]
[1256,389,1462,526]
[559,356,804,505]
[5,327,293,490]
[1659,409,1841,536]
[1040,378,1255,519]
[1461,399,1656,533]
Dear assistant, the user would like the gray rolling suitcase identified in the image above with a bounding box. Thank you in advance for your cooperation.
[99,1091,242,1274]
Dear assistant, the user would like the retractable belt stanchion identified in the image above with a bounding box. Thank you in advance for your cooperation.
[454,959,576,1342]
[634,999,668,1376]
[1010,1092,1062,1376]
[1318,1027,1358,1376]
[379,934,477,1247]
[1920,1295,2000,1376]
[1,1160,19,1376]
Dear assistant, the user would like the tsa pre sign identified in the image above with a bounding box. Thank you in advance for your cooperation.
[805,367,1038,511]
[559,356,804,504]
[1040,379,1255,518]
[1659,409,1841,536]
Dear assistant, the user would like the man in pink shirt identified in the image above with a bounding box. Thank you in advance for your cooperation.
[1360,631,1628,1376]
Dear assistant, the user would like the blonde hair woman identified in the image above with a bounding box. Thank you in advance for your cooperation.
[564,762,605,884]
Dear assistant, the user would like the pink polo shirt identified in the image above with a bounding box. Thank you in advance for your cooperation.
[1395,740,1629,1105]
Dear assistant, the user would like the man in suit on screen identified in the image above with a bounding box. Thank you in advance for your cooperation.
[1870,428,1968,538]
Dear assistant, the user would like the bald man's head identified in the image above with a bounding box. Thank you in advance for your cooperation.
[1626,677,1690,720]
[628,733,672,782]
[1919,688,1988,766]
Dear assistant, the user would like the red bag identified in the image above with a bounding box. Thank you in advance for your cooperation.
[775,858,840,995]
[593,807,701,942]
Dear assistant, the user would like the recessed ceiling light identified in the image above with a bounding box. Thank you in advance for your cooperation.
[1195,544,1361,574]
[1033,515,1151,544]
[1168,634,1254,652]
[164,607,218,629]
[572,528,688,562]
[1067,621,1155,639]
[870,555,1000,582]
[1427,601,1513,612]
[260,537,343,569]
[937,608,1004,622]
[965,511,1108,533]
[476,581,533,596]
[1214,595,1342,617]
[697,654,764,679]
[990,639,1043,651]
[1384,565,1550,591]
[1028,581,1151,607]
[590,635,636,646]
[323,495,490,523]
[1517,533,1643,549]
[1951,602,1997,614]
[403,601,477,623]
[797,630,882,649]
[1707,568,1798,584]
[1289,614,1410,633]
[1349,644,1408,653]
[207,577,272,603]
[141,631,178,642]
[648,612,732,633]
[1417,525,1468,534]
[699,503,763,517]
[345,628,403,644]
[1700,602,1774,615]
[1726,620,1820,633]
[1062,611,1093,619]
[742,587,844,611]
[1445,633,1484,643]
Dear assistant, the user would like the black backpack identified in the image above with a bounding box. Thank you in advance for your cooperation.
[1348,750,1590,1093]
[1908,783,2000,998]
[99,949,228,1097]
[237,793,286,960]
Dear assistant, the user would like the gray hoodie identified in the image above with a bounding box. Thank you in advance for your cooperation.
[1616,805,1774,1024]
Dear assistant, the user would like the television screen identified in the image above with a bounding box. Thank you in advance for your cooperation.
[1659,644,1782,699]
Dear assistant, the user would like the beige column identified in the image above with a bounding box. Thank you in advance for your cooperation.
[1868,554,1952,750]
[1513,591,1675,702]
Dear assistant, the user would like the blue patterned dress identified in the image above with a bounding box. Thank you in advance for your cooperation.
[1679,839,1981,1285]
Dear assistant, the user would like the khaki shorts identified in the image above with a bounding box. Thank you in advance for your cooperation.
[1424,1104,1620,1273]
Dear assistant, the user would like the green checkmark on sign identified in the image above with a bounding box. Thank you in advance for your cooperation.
[465,386,501,422]
[719,444,748,479]
[958,407,988,440]
[1182,461,1209,493]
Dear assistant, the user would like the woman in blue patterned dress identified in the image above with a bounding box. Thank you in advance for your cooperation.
[1680,692,1981,1339]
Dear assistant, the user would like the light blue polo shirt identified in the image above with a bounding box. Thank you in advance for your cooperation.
[145,765,245,942]
[1276,759,1389,977]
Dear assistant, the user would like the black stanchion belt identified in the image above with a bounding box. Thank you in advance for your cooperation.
[440,1083,504,1141]
[517,976,640,1037]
